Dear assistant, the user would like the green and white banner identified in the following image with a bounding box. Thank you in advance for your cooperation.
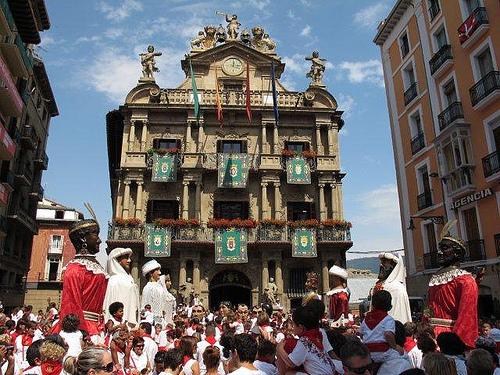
[286,156,311,184]
[217,153,250,188]
[145,224,172,257]
[291,228,317,257]
[215,228,248,264]
[152,153,177,182]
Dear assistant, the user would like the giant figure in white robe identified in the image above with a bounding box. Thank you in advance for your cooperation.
[141,259,176,326]
[102,247,140,327]
[373,253,412,323]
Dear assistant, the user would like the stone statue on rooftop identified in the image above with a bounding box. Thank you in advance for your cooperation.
[305,51,327,87]
[251,27,276,53]
[191,25,217,51]
[140,45,162,80]
[216,12,240,40]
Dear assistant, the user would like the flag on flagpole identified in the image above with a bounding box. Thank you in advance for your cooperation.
[189,59,200,123]
[245,61,252,124]
[215,68,223,127]
[271,61,279,126]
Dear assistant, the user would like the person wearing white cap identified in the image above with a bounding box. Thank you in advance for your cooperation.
[325,265,350,324]
[373,252,412,323]
[102,247,140,327]
[141,260,176,327]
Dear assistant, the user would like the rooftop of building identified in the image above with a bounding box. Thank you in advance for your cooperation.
[373,0,413,46]
[38,198,78,212]
[6,0,51,45]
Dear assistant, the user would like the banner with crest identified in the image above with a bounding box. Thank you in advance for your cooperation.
[215,228,248,264]
[217,153,250,188]
[145,224,172,257]
[286,156,311,184]
[291,228,317,257]
[152,153,177,182]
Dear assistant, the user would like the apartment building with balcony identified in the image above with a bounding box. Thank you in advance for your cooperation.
[107,22,352,310]
[0,0,58,310]
[375,0,500,317]
[24,199,81,311]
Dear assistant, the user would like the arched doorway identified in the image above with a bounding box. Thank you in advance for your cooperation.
[209,270,252,310]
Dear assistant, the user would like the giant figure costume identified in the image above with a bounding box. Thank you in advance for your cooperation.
[102,247,140,327]
[55,204,108,338]
[325,265,350,324]
[374,253,412,323]
[428,221,478,348]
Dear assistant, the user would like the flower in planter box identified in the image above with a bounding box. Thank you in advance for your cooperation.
[288,219,319,228]
[207,218,257,229]
[321,219,352,229]
[260,219,287,227]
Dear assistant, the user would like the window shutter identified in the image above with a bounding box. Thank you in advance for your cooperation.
[49,235,53,249]
[59,235,64,250]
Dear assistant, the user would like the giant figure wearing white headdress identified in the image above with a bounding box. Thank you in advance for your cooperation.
[102,247,140,327]
[373,252,412,323]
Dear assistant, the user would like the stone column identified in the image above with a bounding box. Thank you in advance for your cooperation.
[261,258,269,294]
[182,181,189,219]
[197,124,204,153]
[195,181,201,221]
[122,181,131,218]
[186,122,192,152]
[322,259,329,294]
[337,184,344,219]
[275,258,283,296]
[135,182,143,219]
[129,120,136,151]
[261,123,268,154]
[319,184,326,221]
[316,125,324,155]
[179,259,187,288]
[140,121,148,152]
[261,182,269,220]
[328,125,335,156]
[273,124,279,154]
[274,182,281,219]
[193,259,200,294]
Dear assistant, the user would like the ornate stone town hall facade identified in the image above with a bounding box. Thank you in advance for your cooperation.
[106,17,352,310]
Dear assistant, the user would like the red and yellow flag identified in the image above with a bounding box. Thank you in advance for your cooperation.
[215,68,223,127]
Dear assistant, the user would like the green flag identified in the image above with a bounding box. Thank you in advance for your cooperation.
[189,59,200,122]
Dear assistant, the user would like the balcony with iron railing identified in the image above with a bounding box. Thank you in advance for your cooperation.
[423,252,439,269]
[280,156,317,172]
[444,165,475,196]
[0,170,15,191]
[7,206,37,233]
[465,239,486,261]
[34,151,49,170]
[458,7,489,47]
[470,71,500,108]
[202,153,260,171]
[429,44,453,76]
[428,1,440,21]
[438,102,464,131]
[20,125,36,150]
[417,190,433,210]
[14,165,32,187]
[404,82,418,105]
[482,150,499,178]
[29,183,44,201]
[410,132,425,155]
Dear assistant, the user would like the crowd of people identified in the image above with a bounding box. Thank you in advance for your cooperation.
[1,293,500,375]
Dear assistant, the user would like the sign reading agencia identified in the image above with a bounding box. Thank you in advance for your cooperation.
[451,188,493,210]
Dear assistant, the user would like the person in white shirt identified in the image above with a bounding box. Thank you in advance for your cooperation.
[253,339,278,375]
[202,346,223,375]
[138,322,158,369]
[179,336,200,375]
[59,313,83,359]
[196,325,224,375]
[21,339,44,375]
[228,334,265,375]
[126,336,149,373]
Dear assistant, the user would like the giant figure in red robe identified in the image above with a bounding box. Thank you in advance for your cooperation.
[325,265,350,325]
[54,204,108,337]
[428,221,478,349]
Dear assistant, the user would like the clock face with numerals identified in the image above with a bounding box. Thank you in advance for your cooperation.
[222,57,244,76]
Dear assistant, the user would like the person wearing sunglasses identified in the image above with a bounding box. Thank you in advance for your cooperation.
[64,347,115,375]
[339,339,373,375]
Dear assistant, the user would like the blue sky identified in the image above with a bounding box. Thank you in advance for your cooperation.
[39,0,402,259]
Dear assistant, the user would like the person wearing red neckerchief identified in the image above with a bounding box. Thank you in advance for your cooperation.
[276,305,337,375]
[403,322,422,369]
[15,321,35,369]
[137,322,158,369]
[11,319,27,346]
[179,336,199,375]
[195,324,224,375]
[39,340,65,375]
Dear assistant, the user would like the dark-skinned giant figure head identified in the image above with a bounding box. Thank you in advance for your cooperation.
[69,203,101,255]
[437,220,466,267]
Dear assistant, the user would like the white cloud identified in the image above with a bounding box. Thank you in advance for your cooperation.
[353,184,401,226]
[354,2,389,28]
[97,0,143,22]
[299,0,312,6]
[300,25,312,37]
[338,59,384,87]
[337,93,355,118]
[282,54,308,75]
[75,35,101,44]
[248,0,271,10]
[287,9,299,20]
[104,28,124,39]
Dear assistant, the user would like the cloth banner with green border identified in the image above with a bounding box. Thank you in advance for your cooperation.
[152,153,177,182]
[291,227,317,257]
[286,156,311,184]
[215,228,248,264]
[217,153,249,188]
[145,224,172,257]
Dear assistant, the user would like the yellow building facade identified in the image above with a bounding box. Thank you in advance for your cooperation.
[375,0,500,317]
[106,21,352,311]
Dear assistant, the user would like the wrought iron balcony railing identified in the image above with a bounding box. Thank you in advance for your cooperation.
[34,151,49,170]
[423,252,439,269]
[438,101,464,131]
[445,165,474,195]
[404,82,418,105]
[410,132,425,155]
[417,190,433,210]
[458,7,488,45]
[202,153,260,170]
[429,0,440,21]
[470,71,500,107]
[482,150,499,178]
[317,227,351,242]
[429,44,452,75]
[20,125,36,150]
[465,239,486,261]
